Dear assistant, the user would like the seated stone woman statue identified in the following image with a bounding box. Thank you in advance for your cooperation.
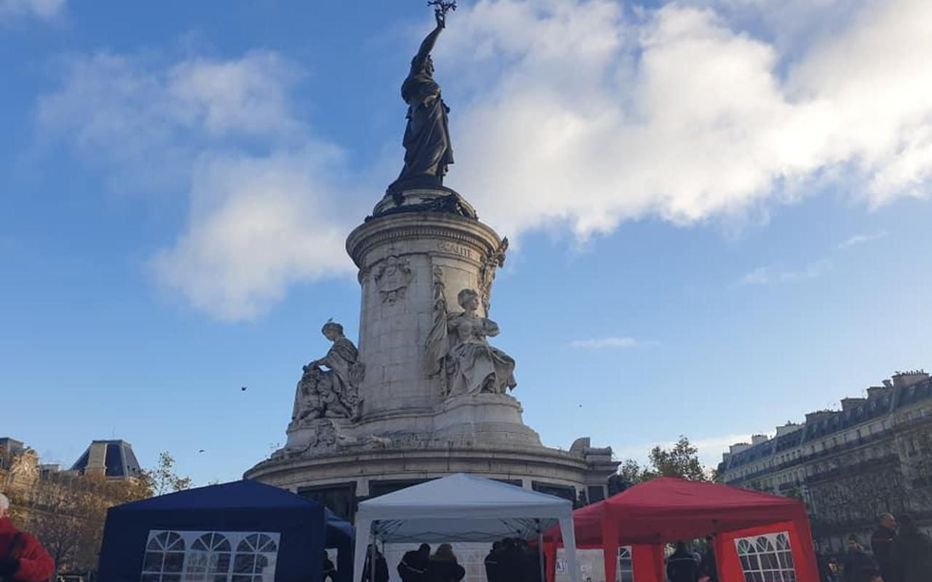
[445,288,517,396]
[292,321,364,421]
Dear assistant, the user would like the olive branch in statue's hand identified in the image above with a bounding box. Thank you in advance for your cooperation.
[428,0,456,27]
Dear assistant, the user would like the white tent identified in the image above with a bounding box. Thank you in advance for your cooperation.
[353,473,581,582]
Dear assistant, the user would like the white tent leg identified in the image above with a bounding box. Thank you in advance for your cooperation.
[353,519,372,582]
[559,516,581,582]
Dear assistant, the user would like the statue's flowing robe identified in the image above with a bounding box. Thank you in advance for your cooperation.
[396,72,454,184]
[446,313,516,396]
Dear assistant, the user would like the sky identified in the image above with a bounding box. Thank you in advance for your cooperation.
[1,0,931,485]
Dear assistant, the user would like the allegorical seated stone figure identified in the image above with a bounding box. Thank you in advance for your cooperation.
[292,321,365,422]
[431,288,517,397]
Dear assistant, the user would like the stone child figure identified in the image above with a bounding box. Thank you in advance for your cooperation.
[428,287,517,397]
[388,7,454,192]
[292,321,365,422]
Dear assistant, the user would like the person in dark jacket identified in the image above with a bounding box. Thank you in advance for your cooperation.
[399,544,431,582]
[323,551,337,582]
[497,538,523,582]
[667,541,700,582]
[362,544,389,582]
[0,494,55,582]
[870,513,898,582]
[427,543,465,582]
[892,514,932,582]
[700,536,718,582]
[842,536,879,582]
[484,541,503,582]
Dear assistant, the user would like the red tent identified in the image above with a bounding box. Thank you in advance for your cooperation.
[545,478,819,582]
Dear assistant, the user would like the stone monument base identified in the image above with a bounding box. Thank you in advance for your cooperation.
[433,393,541,446]
[246,438,617,521]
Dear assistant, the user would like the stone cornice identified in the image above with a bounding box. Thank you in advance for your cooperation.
[346,212,502,269]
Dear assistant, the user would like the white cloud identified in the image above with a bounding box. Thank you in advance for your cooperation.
[36,0,932,319]
[837,230,888,250]
[151,150,356,322]
[0,0,64,21]
[37,51,305,190]
[740,260,829,286]
[39,51,362,321]
[435,0,932,239]
[569,337,655,349]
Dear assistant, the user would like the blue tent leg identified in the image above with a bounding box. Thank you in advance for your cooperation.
[337,539,354,582]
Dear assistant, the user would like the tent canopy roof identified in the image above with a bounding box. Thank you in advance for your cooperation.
[113,479,315,512]
[568,478,807,546]
[358,473,573,543]
[111,479,354,544]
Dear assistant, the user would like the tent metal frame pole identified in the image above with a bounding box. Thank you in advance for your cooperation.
[368,523,377,582]
[536,519,545,582]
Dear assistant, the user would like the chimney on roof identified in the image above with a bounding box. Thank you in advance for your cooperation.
[841,397,867,412]
[775,423,803,437]
[893,371,929,390]
[805,411,835,424]
[730,443,751,455]
[751,434,769,446]
[867,385,892,399]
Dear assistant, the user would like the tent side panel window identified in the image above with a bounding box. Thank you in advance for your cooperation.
[734,532,797,582]
[140,530,279,582]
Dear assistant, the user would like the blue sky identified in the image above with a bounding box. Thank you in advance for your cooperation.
[2,0,931,485]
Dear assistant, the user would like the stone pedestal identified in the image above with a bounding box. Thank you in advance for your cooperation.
[343,205,526,446]
[247,188,617,517]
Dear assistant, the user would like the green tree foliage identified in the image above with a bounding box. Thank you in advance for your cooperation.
[148,451,193,496]
[5,450,189,576]
[617,435,712,485]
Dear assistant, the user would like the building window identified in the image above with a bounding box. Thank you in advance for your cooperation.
[735,532,796,582]
[141,531,279,582]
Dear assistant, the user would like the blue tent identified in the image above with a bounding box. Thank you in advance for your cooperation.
[98,480,354,582]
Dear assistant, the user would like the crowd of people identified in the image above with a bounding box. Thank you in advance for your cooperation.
[821,513,932,582]
[354,537,548,582]
[359,542,468,582]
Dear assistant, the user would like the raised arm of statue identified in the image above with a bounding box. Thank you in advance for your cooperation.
[412,13,444,72]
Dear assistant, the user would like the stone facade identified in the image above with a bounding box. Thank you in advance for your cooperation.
[246,189,619,519]
[718,371,932,552]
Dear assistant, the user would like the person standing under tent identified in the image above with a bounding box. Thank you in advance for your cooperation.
[891,514,932,582]
[0,493,55,582]
[323,550,337,582]
[484,542,503,582]
[399,544,431,582]
[700,536,718,582]
[667,541,700,582]
[362,544,389,582]
[427,544,465,582]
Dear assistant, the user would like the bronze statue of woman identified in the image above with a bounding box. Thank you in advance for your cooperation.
[388,7,454,193]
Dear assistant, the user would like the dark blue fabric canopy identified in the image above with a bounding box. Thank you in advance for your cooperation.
[97,480,354,582]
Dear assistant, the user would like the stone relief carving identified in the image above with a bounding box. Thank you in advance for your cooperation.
[292,321,365,423]
[478,237,508,312]
[282,419,393,457]
[426,270,517,397]
[374,255,414,303]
